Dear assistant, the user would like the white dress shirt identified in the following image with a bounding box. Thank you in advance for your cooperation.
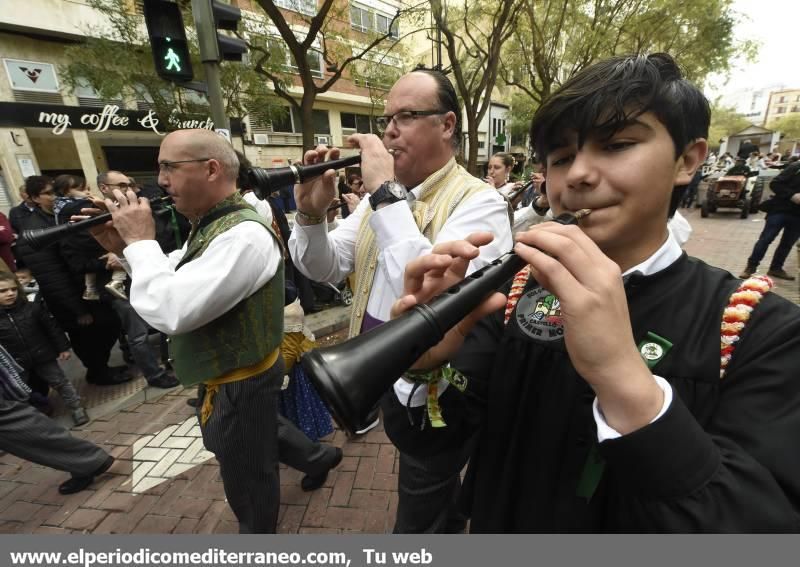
[395,230,683,442]
[242,191,273,226]
[122,221,281,335]
[289,184,512,322]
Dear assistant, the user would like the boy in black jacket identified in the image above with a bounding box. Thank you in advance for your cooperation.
[0,272,89,426]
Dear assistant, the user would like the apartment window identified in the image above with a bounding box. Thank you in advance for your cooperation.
[341,112,374,134]
[259,107,329,134]
[776,106,786,114]
[274,0,316,16]
[265,37,323,79]
[351,3,398,39]
[779,96,786,103]
[792,106,800,113]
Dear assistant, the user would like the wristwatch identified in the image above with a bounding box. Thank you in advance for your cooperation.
[369,180,408,211]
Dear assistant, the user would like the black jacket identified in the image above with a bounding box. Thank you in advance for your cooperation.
[0,296,70,370]
[9,202,36,269]
[13,208,89,327]
[766,162,800,216]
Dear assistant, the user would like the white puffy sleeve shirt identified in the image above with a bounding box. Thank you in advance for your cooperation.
[122,222,281,335]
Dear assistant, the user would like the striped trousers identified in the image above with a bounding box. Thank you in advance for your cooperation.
[197,359,283,534]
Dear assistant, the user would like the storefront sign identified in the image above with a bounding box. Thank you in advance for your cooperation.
[3,59,59,93]
[0,102,241,137]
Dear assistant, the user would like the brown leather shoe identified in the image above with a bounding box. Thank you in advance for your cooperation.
[767,268,796,281]
[738,266,756,279]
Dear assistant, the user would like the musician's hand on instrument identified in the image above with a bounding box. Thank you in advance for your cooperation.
[294,146,340,221]
[81,201,126,256]
[514,222,662,434]
[106,189,155,247]
[346,134,394,194]
[105,253,124,271]
[326,198,341,224]
[391,232,506,370]
[342,192,361,213]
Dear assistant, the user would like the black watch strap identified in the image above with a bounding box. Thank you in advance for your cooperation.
[369,181,404,211]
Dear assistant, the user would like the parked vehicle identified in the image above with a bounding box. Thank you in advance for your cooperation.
[701,170,762,219]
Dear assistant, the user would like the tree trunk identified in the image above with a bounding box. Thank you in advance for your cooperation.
[300,93,316,153]
[466,117,480,176]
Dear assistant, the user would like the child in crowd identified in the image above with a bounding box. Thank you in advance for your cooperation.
[387,53,800,532]
[14,267,40,303]
[0,272,89,426]
[52,174,127,301]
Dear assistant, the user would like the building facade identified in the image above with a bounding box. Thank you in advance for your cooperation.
[0,0,407,213]
[764,88,800,127]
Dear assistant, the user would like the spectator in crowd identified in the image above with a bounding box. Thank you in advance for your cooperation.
[14,175,128,387]
[737,138,758,159]
[61,171,179,389]
[0,211,15,273]
[0,342,113,494]
[0,272,89,425]
[739,157,800,280]
[485,152,517,197]
[53,173,127,301]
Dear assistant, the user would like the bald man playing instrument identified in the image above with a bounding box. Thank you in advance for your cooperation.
[88,129,285,534]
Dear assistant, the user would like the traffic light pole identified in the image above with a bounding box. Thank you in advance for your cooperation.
[191,0,229,131]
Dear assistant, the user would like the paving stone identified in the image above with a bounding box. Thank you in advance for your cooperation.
[353,456,377,489]
[349,489,390,511]
[132,514,180,534]
[61,509,108,532]
[0,501,43,522]
[173,517,200,534]
[321,506,366,531]
[278,505,305,534]
[93,492,140,512]
[329,471,355,507]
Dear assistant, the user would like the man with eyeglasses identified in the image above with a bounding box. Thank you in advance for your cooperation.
[87,129,285,534]
[289,69,512,533]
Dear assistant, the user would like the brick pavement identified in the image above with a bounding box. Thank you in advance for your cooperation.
[0,208,796,534]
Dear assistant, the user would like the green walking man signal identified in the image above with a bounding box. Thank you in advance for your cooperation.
[143,0,194,83]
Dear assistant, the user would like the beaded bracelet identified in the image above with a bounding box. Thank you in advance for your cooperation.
[295,209,325,225]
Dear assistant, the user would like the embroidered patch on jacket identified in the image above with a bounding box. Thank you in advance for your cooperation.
[514,287,565,341]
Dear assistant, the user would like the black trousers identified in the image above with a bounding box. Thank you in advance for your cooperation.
[278,415,336,476]
[63,303,120,377]
[0,397,109,476]
[393,443,472,533]
[197,360,283,534]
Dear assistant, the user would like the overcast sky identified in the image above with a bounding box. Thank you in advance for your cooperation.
[704,0,800,99]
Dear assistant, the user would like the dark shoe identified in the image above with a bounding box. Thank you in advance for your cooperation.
[739,266,757,279]
[767,268,796,280]
[71,407,90,426]
[86,368,132,386]
[354,406,381,436]
[186,397,200,408]
[147,373,180,389]
[301,447,343,492]
[58,456,114,495]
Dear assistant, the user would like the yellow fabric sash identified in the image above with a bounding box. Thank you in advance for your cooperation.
[199,347,280,425]
[348,158,492,337]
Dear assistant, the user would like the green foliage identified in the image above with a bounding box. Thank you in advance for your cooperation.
[503,0,757,111]
[708,102,751,148]
[769,114,800,141]
[60,0,282,126]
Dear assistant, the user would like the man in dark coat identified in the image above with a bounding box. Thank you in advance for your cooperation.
[739,157,800,279]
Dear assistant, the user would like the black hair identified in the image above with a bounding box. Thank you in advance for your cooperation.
[234,150,253,192]
[24,175,53,198]
[530,53,709,217]
[53,174,85,196]
[411,67,462,151]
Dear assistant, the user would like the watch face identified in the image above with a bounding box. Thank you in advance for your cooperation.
[388,183,406,199]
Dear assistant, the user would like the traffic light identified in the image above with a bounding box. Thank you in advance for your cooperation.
[143,0,194,83]
[191,0,248,63]
[212,1,248,62]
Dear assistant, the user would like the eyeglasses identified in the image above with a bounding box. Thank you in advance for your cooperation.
[375,110,447,134]
[104,182,137,190]
[157,158,211,173]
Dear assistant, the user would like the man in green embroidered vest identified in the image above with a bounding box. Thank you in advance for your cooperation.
[289,69,513,533]
[88,129,285,534]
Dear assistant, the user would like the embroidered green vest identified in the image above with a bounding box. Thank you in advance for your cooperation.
[168,194,284,386]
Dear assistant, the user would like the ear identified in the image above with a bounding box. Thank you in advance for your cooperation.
[441,111,457,143]
[674,138,708,185]
[207,158,223,182]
